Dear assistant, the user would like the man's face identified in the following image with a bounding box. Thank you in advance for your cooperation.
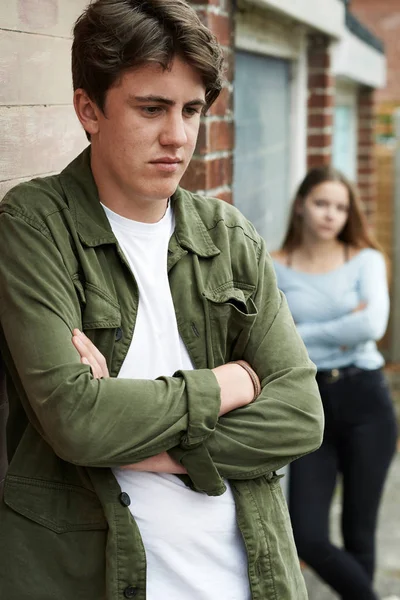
[90,57,206,215]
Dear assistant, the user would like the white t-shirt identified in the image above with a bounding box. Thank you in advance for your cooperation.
[102,202,250,600]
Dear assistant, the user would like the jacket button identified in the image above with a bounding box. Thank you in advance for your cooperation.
[115,327,123,341]
[124,586,137,598]
[119,492,131,507]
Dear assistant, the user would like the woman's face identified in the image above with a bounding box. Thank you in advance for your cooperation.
[298,180,350,242]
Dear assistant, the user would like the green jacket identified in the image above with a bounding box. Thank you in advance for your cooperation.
[0,148,323,600]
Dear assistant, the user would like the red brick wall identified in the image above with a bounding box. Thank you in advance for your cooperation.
[357,87,377,223]
[351,0,400,106]
[307,35,334,169]
[181,0,234,203]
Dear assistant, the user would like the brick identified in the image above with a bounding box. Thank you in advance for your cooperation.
[215,189,233,204]
[196,10,232,47]
[358,146,375,157]
[358,130,374,145]
[307,92,334,110]
[207,13,232,47]
[307,133,332,147]
[195,121,208,155]
[307,51,330,71]
[209,87,232,117]
[308,113,333,128]
[180,158,206,191]
[358,167,375,177]
[358,92,375,108]
[308,73,334,89]
[209,120,234,152]
[196,118,234,154]
[180,156,233,192]
[307,155,331,169]
[208,156,232,189]
[191,0,220,5]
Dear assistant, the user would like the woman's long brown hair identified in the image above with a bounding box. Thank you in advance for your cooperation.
[281,165,382,253]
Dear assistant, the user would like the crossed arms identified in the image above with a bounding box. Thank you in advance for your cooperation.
[0,209,323,495]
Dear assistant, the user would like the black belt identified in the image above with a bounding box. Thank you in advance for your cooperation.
[316,365,364,385]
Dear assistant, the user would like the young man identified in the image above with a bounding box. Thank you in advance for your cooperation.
[0,1,323,598]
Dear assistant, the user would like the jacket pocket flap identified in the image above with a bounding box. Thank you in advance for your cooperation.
[73,278,121,329]
[203,282,256,316]
[4,475,107,533]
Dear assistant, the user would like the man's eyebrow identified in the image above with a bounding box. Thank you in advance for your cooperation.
[130,95,206,107]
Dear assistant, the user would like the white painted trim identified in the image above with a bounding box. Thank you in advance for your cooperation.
[236,10,303,60]
[332,29,387,89]
[290,30,308,197]
[333,79,359,181]
[243,0,345,40]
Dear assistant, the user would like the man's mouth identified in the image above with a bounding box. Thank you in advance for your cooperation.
[149,158,183,172]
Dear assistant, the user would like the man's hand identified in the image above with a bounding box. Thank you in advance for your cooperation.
[72,329,109,378]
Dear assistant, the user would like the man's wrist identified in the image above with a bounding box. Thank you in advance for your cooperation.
[229,360,261,400]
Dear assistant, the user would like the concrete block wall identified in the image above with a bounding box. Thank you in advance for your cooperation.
[0,0,88,200]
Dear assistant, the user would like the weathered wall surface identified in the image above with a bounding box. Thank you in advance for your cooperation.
[0,0,88,199]
[351,0,400,105]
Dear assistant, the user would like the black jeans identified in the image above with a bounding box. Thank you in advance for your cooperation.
[289,368,397,600]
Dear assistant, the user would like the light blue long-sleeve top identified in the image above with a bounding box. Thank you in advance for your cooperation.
[273,248,389,370]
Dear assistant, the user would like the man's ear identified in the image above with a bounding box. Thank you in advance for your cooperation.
[73,89,101,137]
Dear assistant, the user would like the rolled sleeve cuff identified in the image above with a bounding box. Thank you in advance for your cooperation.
[173,368,220,448]
[169,445,226,496]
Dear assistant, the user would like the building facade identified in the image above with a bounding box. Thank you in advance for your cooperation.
[0,0,385,251]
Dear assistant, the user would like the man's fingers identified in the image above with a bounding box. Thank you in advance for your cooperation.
[77,342,102,378]
[79,331,108,373]
[72,329,109,378]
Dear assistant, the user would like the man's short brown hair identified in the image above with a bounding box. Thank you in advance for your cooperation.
[72,0,225,112]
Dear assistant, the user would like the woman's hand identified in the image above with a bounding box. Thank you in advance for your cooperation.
[352,301,367,313]
[72,328,109,379]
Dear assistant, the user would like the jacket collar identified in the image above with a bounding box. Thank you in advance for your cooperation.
[60,147,219,258]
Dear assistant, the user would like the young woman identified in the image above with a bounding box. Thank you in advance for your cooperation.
[272,166,398,600]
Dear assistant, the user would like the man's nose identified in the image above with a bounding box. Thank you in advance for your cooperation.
[160,114,188,147]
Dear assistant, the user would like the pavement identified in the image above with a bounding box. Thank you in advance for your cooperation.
[303,444,400,599]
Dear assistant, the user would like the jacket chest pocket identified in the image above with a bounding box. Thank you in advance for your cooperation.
[203,282,258,366]
[72,277,122,360]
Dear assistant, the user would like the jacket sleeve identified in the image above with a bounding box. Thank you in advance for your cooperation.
[170,240,324,491]
[296,251,389,347]
[0,210,221,467]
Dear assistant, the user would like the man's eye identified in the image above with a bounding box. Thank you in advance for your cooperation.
[184,107,200,117]
[142,106,162,115]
